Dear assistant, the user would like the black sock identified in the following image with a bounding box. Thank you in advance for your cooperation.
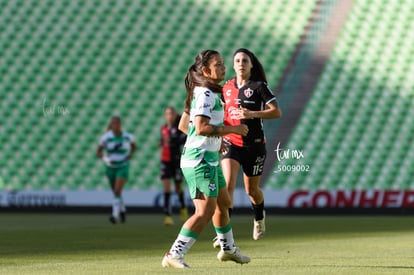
[178,192,186,208]
[252,202,264,221]
[164,192,171,215]
[228,208,233,218]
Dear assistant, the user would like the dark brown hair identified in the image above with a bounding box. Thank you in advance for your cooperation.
[184,50,222,111]
[107,116,121,131]
[233,48,267,83]
[165,106,176,114]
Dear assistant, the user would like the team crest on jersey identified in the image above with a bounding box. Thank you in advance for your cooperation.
[228,106,239,120]
[208,181,216,192]
[244,88,254,98]
[226,89,232,96]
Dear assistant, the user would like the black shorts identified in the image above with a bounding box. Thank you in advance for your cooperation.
[161,161,183,182]
[221,142,266,177]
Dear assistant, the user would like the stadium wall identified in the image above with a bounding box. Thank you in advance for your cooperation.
[2,189,414,211]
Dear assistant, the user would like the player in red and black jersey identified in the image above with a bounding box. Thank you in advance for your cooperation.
[221,48,282,240]
[160,107,188,225]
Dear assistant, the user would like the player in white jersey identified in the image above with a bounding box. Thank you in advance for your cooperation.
[97,116,136,224]
[162,50,250,268]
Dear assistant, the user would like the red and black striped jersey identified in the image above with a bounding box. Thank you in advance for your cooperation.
[222,78,277,147]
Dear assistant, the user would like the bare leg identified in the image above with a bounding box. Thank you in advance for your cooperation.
[183,195,217,234]
[220,158,241,208]
[243,174,263,206]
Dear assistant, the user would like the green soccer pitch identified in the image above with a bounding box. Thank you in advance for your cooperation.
[0,213,413,274]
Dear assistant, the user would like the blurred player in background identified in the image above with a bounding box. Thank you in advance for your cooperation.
[220,48,282,241]
[159,106,188,226]
[97,116,136,224]
[162,50,250,268]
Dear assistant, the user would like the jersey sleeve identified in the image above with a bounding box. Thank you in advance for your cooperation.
[99,134,107,146]
[127,132,135,144]
[194,89,215,118]
[259,82,278,105]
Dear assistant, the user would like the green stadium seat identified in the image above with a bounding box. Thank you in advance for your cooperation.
[266,0,414,191]
[1,0,320,191]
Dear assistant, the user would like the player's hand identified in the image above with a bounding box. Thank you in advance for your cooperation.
[103,156,112,166]
[236,108,254,119]
[219,139,231,155]
[233,124,249,136]
[164,137,171,144]
[97,151,103,159]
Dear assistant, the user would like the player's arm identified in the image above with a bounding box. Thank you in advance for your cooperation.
[194,115,248,137]
[158,128,163,147]
[239,83,282,119]
[127,142,136,160]
[178,111,190,135]
[96,145,104,159]
[238,100,281,119]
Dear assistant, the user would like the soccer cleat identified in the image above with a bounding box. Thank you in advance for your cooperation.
[217,247,250,264]
[180,208,188,222]
[253,211,266,240]
[109,216,117,224]
[212,236,220,248]
[120,212,126,223]
[162,253,190,268]
[164,215,174,226]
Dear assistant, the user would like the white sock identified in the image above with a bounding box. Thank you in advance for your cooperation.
[215,226,235,251]
[169,233,197,258]
[120,198,126,213]
[112,197,121,219]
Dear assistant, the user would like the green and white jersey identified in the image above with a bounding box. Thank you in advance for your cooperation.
[181,86,224,168]
[99,131,134,168]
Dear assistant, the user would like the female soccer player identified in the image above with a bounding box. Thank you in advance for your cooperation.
[162,50,250,268]
[97,116,136,224]
[221,48,282,240]
[159,106,188,226]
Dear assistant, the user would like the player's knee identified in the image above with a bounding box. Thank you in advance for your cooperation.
[245,185,259,198]
[216,201,230,214]
[217,197,231,210]
[195,209,215,223]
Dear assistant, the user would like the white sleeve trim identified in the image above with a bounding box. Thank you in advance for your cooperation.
[265,97,277,105]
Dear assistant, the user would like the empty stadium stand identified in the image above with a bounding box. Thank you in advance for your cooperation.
[0,0,316,190]
[266,0,414,190]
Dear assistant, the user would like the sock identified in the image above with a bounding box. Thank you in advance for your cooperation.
[252,201,264,221]
[178,192,186,208]
[164,192,171,215]
[228,208,233,218]
[112,197,121,219]
[120,197,126,213]
[169,228,198,257]
[214,224,235,251]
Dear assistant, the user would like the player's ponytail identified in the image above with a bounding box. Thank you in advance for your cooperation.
[184,50,223,111]
[233,48,267,83]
